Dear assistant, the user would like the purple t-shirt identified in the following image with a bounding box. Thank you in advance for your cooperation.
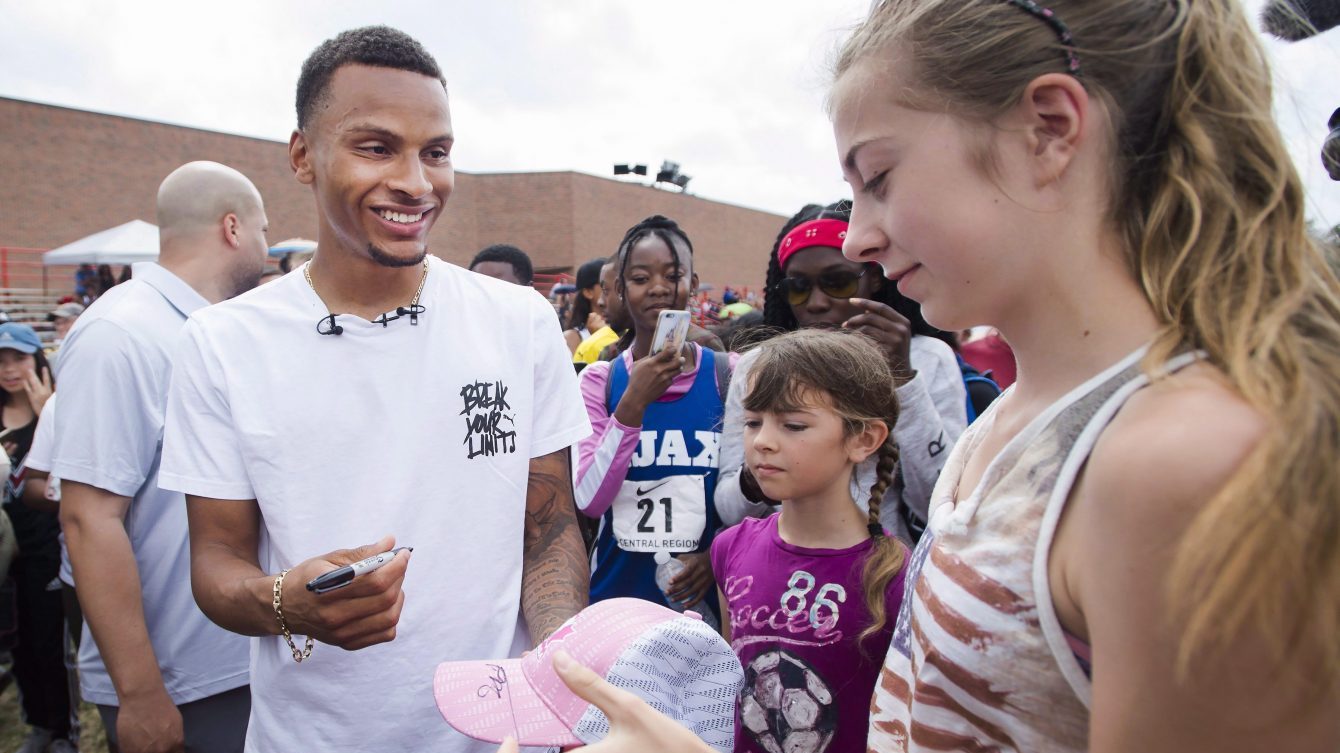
[711,514,908,753]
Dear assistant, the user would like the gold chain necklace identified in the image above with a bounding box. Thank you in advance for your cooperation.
[304,257,430,315]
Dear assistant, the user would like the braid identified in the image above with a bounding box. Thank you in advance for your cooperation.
[761,247,796,331]
[859,434,905,646]
[867,434,900,519]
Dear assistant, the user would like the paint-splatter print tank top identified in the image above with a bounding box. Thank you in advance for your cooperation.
[867,347,1200,752]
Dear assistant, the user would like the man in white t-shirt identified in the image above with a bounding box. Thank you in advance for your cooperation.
[158,26,591,753]
[53,161,269,753]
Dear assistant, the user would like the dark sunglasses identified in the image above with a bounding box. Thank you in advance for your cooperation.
[776,267,867,307]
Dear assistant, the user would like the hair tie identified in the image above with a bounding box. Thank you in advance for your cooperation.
[868,523,886,538]
[1002,0,1081,76]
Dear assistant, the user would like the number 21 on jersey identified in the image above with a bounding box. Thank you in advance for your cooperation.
[611,474,708,553]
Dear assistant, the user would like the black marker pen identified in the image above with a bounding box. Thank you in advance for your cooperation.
[306,547,412,594]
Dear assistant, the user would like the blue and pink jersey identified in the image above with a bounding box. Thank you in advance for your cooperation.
[574,345,733,609]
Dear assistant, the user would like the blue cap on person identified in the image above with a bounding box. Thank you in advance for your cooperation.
[0,323,42,354]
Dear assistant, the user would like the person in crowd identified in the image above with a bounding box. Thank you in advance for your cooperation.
[717,289,755,320]
[0,322,64,753]
[117,265,132,285]
[158,27,590,753]
[959,326,1017,388]
[574,215,728,618]
[95,265,117,298]
[46,303,84,347]
[469,243,534,286]
[712,329,909,753]
[573,259,623,366]
[278,249,314,274]
[524,1,1340,752]
[563,257,607,353]
[54,161,268,753]
[717,310,765,352]
[73,265,95,305]
[550,285,575,327]
[716,201,966,544]
[43,302,85,366]
[20,394,84,752]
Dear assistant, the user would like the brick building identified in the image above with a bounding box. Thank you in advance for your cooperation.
[1,96,783,293]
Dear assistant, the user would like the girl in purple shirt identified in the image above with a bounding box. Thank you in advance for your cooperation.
[711,329,908,753]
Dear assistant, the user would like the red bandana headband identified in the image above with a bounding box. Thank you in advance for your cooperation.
[777,219,849,269]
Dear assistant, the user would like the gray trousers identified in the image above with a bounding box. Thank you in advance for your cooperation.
[98,685,249,753]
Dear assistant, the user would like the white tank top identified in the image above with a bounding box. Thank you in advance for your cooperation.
[867,347,1200,752]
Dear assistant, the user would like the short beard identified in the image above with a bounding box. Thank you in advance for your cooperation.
[228,264,265,300]
[367,243,428,268]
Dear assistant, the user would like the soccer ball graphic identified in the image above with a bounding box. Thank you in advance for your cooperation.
[739,649,836,753]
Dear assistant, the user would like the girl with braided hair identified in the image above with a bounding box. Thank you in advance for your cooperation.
[710,328,908,753]
[717,200,968,544]
[574,215,734,620]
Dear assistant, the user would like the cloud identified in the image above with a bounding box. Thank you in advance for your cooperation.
[0,0,1335,226]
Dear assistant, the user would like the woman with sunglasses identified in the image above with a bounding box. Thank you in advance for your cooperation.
[715,201,967,544]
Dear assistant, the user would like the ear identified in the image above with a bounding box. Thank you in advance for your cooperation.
[222,213,242,249]
[1014,73,1089,187]
[690,271,700,296]
[847,419,890,465]
[290,130,315,186]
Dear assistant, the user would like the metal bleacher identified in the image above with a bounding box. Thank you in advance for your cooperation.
[0,247,79,344]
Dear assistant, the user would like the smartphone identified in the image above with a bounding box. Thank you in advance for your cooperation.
[649,310,692,356]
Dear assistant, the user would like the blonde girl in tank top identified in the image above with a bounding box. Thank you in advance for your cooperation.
[825,1,1340,751]
[493,2,1340,752]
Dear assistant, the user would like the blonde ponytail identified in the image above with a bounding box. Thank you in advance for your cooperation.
[1140,1,1340,676]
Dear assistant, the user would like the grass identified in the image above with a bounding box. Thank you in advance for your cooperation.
[0,677,108,752]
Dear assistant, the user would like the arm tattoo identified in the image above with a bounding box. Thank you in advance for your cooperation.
[522,447,589,643]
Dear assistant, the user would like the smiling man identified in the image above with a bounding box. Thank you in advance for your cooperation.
[158,27,591,752]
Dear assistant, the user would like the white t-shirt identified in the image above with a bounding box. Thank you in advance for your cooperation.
[20,393,68,585]
[49,262,251,706]
[159,257,590,753]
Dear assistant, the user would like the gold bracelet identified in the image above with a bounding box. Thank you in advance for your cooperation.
[273,570,314,663]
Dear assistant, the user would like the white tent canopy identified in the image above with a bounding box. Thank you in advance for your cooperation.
[43,219,159,266]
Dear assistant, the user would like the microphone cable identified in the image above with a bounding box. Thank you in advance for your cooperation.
[305,258,430,336]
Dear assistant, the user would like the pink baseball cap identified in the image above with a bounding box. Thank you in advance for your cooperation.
[433,598,742,751]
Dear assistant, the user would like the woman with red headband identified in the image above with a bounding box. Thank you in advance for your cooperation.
[715,201,968,545]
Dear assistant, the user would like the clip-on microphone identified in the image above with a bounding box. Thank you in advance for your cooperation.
[398,304,426,325]
[316,313,344,336]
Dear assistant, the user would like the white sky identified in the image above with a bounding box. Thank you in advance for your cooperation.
[1,0,1336,227]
